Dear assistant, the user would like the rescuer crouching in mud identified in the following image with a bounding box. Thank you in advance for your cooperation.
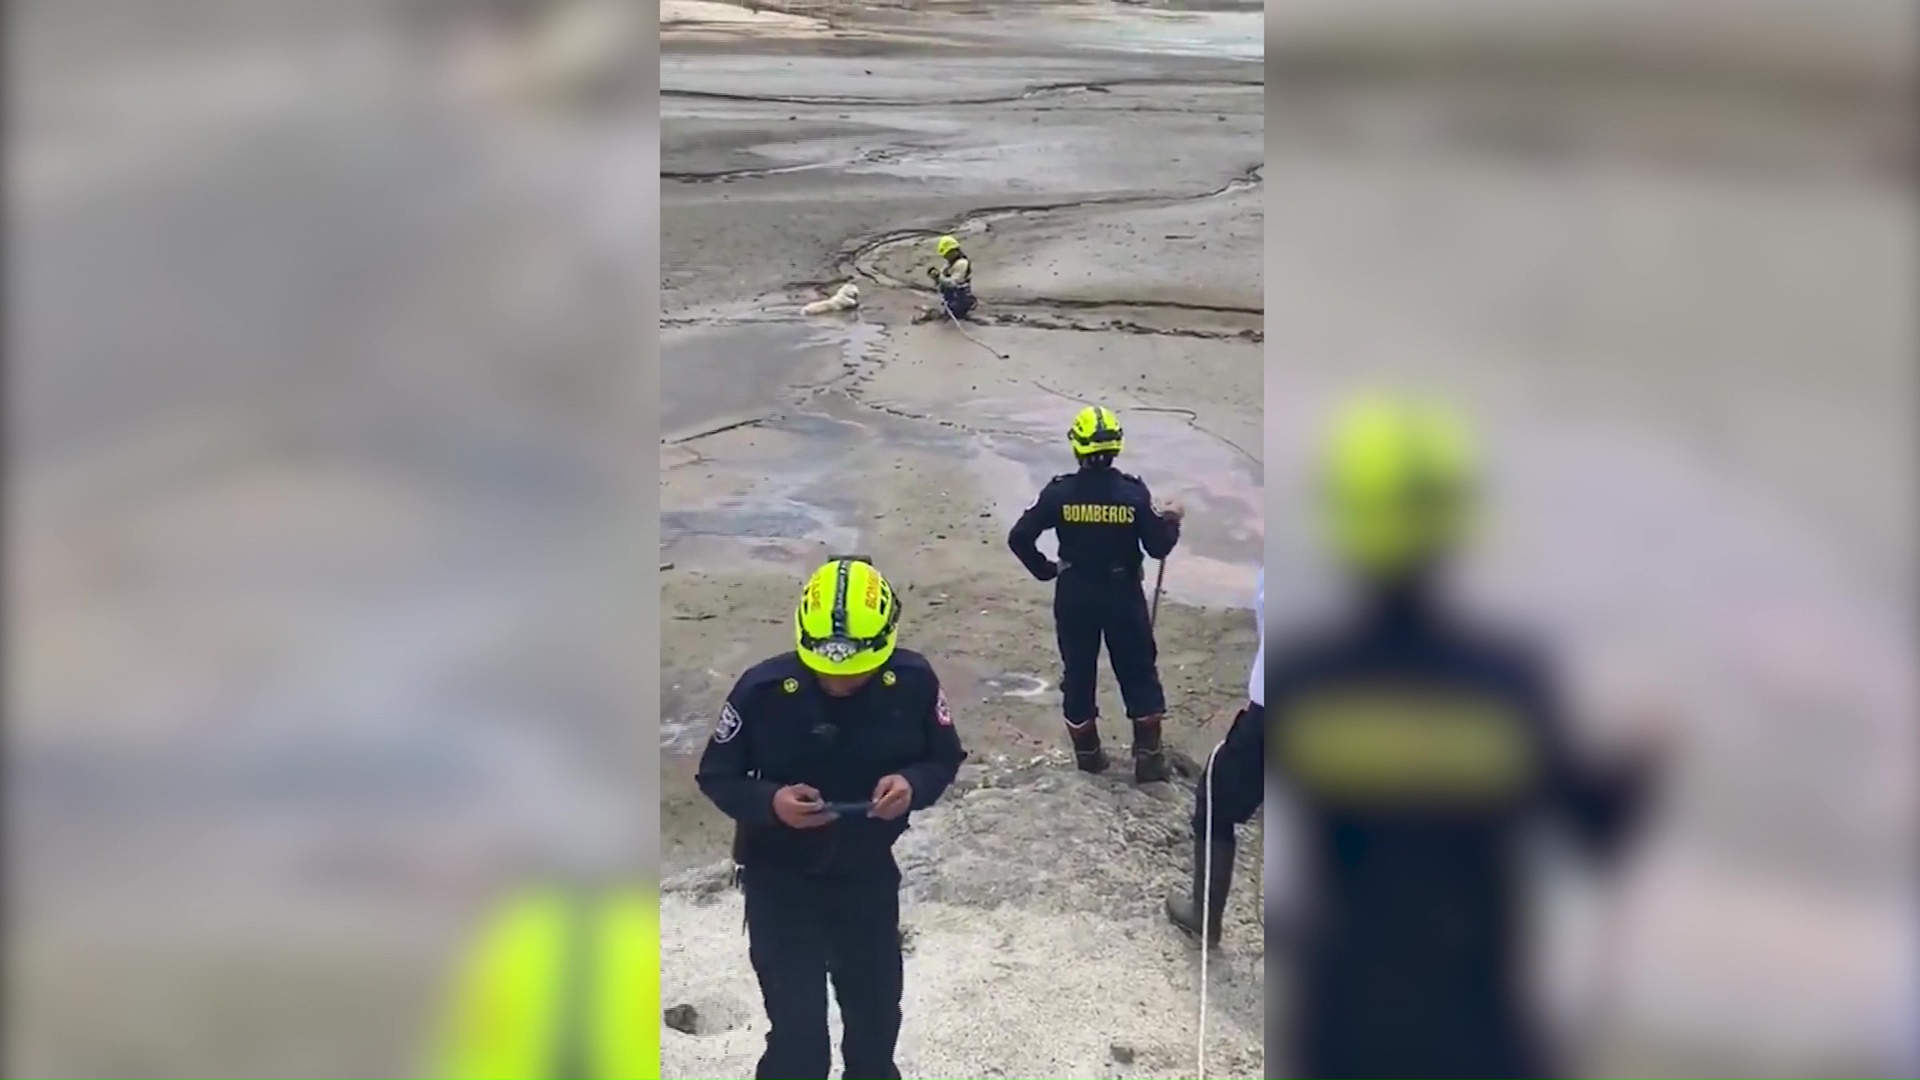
[1009,405,1185,784]
[914,234,976,323]
[1170,393,1668,1080]
[696,556,968,1080]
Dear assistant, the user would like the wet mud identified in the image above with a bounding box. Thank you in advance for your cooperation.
[660,1,1264,879]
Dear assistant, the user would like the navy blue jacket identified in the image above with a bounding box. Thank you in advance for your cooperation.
[696,649,968,875]
[1008,466,1180,583]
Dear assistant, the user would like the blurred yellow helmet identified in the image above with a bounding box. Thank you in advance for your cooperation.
[935,235,961,258]
[1068,404,1125,458]
[1318,394,1477,578]
[795,557,900,676]
[433,883,660,1080]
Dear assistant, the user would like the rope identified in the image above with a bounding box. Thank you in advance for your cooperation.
[943,301,1009,359]
[1029,377,1259,466]
[1196,739,1223,1080]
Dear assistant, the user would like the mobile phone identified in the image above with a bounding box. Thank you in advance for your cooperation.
[820,800,873,818]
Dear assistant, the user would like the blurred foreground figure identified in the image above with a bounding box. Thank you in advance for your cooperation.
[432,880,660,1079]
[1187,395,1664,1078]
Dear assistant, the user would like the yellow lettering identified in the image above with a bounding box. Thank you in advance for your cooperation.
[1273,692,1537,805]
[1062,504,1135,525]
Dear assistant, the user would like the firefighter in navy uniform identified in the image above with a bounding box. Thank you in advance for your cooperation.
[1008,405,1184,783]
[696,557,968,1080]
[1167,395,1666,1079]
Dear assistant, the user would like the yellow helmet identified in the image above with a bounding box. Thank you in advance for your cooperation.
[935,235,961,258]
[1068,404,1125,458]
[1318,393,1477,578]
[795,557,900,676]
[432,883,660,1080]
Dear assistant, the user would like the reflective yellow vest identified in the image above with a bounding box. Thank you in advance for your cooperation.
[432,884,660,1080]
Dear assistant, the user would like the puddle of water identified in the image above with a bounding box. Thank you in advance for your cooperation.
[982,672,1051,698]
[661,321,843,440]
[661,409,874,559]
[664,321,1260,610]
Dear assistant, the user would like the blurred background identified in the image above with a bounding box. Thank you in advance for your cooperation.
[7,0,657,1076]
[1264,0,1914,1077]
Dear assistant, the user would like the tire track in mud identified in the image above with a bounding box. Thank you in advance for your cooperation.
[838,161,1264,337]
[978,309,1262,344]
[843,161,1262,276]
[809,154,1266,453]
[661,75,1263,109]
[664,142,938,184]
[788,317,1044,442]
[664,159,1265,343]
[659,313,1036,451]
[665,124,1264,453]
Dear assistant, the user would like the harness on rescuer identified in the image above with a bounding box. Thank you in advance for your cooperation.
[916,233,979,323]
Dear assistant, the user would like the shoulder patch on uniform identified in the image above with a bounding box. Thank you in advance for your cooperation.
[782,678,799,694]
[882,670,897,687]
[935,687,953,726]
[713,701,744,743]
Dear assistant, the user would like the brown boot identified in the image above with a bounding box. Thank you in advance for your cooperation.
[1131,715,1169,783]
[1066,718,1109,773]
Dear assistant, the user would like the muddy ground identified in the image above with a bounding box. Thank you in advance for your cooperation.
[657,4,1266,1076]
[658,1,1265,872]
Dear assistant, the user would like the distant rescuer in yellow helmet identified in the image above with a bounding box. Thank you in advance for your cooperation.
[696,556,968,1080]
[431,878,660,1080]
[922,233,976,321]
[1169,394,1667,1080]
[1008,404,1185,782]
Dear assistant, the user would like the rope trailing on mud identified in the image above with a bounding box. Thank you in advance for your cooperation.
[1029,378,1259,466]
[1197,740,1223,1080]
[944,303,1010,359]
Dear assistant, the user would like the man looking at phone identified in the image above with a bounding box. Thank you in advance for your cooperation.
[697,556,969,1080]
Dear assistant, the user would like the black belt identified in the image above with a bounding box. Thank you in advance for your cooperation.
[1059,562,1143,580]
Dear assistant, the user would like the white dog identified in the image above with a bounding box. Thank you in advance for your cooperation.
[801,282,860,316]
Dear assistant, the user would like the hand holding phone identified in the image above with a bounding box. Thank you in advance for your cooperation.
[773,785,835,829]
